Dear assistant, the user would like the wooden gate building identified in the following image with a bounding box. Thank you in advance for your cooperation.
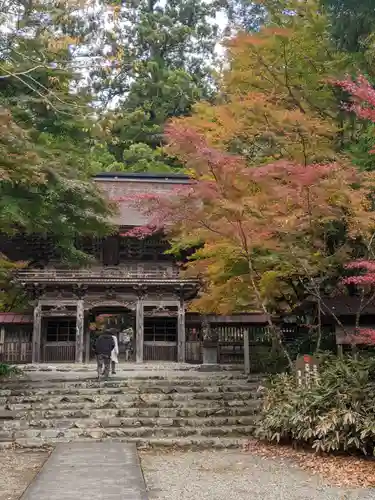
[2,172,268,364]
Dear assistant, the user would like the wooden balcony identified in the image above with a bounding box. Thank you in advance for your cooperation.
[15,264,199,286]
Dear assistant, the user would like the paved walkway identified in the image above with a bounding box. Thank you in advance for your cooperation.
[21,442,148,500]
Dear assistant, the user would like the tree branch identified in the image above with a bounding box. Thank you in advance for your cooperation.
[0,64,45,79]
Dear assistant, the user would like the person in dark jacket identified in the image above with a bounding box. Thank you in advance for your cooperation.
[94,330,115,379]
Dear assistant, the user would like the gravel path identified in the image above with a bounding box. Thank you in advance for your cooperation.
[141,450,375,500]
[0,450,48,500]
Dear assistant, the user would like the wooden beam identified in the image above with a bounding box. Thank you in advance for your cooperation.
[39,299,79,306]
[142,300,179,307]
[75,300,84,363]
[32,302,42,363]
[136,299,144,363]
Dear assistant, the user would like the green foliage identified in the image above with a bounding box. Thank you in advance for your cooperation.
[0,363,21,378]
[0,0,115,262]
[95,0,221,170]
[347,123,375,171]
[256,355,375,455]
[0,255,27,311]
[320,0,375,54]
[220,0,267,32]
[121,144,175,173]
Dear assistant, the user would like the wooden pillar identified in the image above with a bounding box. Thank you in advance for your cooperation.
[136,298,144,363]
[337,343,343,358]
[244,328,251,375]
[85,326,91,364]
[0,325,5,361]
[177,300,186,363]
[75,299,84,363]
[32,301,42,364]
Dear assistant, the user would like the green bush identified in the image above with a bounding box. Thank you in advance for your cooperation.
[0,363,21,379]
[256,355,375,455]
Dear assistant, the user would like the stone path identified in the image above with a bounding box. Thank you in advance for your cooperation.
[21,442,148,500]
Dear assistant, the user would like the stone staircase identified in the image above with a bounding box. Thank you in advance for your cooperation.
[0,368,262,449]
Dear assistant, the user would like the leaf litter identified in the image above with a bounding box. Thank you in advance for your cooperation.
[244,440,375,489]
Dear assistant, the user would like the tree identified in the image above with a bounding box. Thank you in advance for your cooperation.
[330,74,375,345]
[93,0,221,171]
[0,255,27,312]
[124,121,375,365]
[0,0,115,261]
[221,0,267,32]
[320,0,375,55]
[173,0,354,167]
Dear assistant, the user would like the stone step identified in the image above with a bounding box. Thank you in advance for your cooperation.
[2,390,257,410]
[8,424,255,441]
[0,383,260,398]
[0,415,258,431]
[20,364,245,373]
[1,403,259,421]
[0,436,250,450]
[2,374,260,389]
[1,368,263,451]
[4,397,257,412]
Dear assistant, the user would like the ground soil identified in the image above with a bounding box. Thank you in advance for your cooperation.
[0,450,49,500]
[140,447,375,500]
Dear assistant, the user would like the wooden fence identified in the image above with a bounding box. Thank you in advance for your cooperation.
[143,342,177,362]
[185,324,272,371]
[42,342,76,362]
[185,341,203,363]
[0,341,32,364]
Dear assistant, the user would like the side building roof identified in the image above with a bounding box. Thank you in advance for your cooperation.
[94,172,191,227]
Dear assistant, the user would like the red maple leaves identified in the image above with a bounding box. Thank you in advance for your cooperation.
[334,74,375,125]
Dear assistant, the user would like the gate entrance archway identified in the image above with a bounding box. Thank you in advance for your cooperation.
[88,304,136,362]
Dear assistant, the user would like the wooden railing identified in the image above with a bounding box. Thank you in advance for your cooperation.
[0,342,32,364]
[16,265,187,281]
[143,342,177,361]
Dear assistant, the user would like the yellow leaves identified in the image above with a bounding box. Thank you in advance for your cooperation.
[259,270,280,297]
[48,76,60,86]
[173,76,336,165]
[48,36,78,53]
[108,3,122,21]
[227,27,292,55]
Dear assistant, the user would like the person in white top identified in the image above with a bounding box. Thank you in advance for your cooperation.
[111,334,119,375]
[120,327,133,361]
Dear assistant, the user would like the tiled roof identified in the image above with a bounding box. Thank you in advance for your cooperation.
[94,177,190,226]
[0,313,33,324]
[94,172,190,181]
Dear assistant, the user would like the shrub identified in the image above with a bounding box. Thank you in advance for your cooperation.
[256,355,375,455]
[0,363,21,379]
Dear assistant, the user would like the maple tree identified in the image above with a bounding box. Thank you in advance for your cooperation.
[172,0,353,167]
[123,120,375,366]
[327,75,375,345]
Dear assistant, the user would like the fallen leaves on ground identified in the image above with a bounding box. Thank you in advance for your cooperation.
[0,450,49,500]
[243,440,375,488]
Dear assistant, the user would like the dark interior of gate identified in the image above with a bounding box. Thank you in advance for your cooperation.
[39,308,181,363]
